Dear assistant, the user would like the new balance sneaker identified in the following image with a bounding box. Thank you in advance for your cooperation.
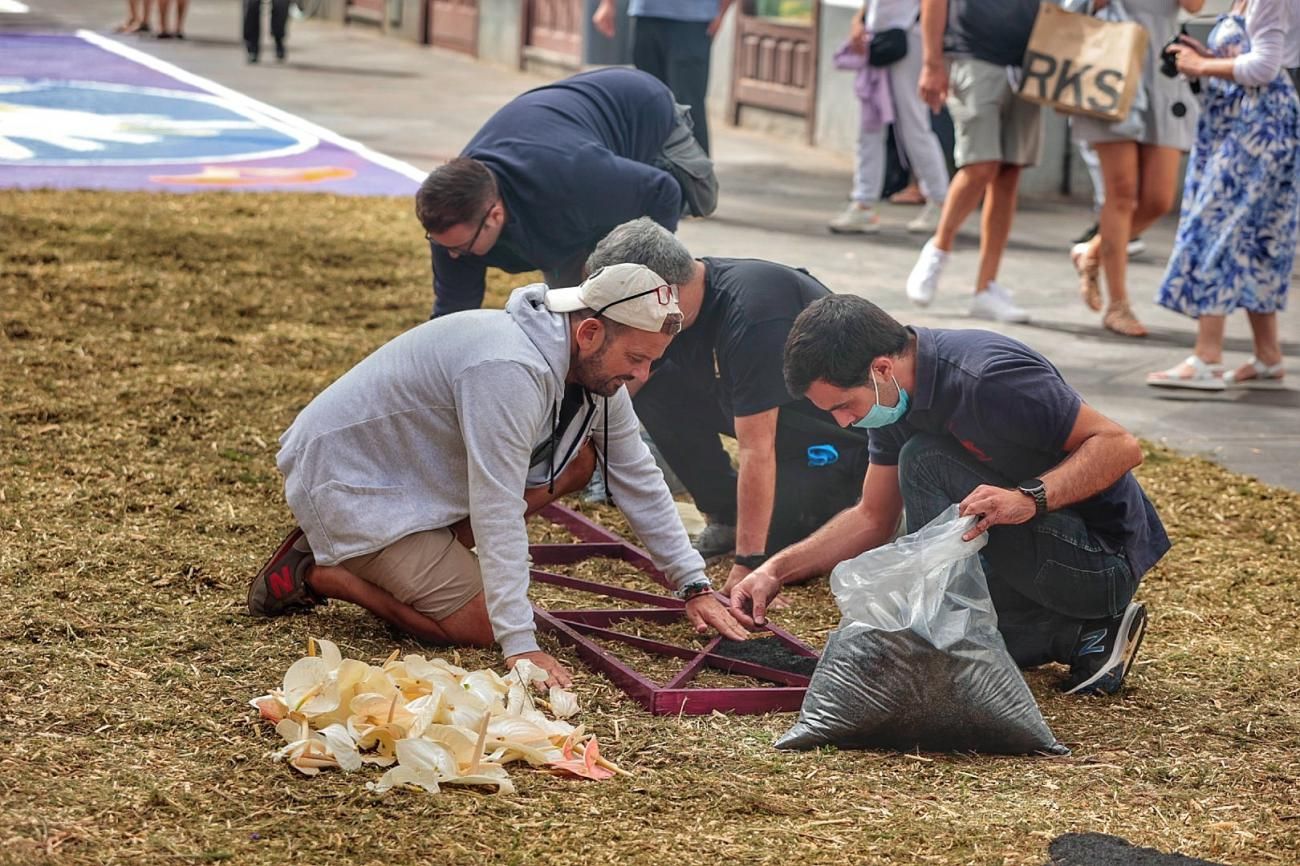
[692,521,737,560]
[828,203,881,234]
[969,281,1031,323]
[1062,603,1148,696]
[906,239,949,307]
[906,201,941,234]
[247,527,324,616]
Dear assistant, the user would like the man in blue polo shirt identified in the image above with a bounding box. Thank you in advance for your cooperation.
[416,67,717,317]
[730,295,1170,696]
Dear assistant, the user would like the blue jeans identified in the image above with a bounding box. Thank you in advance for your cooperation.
[898,434,1138,667]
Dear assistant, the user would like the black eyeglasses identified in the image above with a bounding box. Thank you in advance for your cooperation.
[594,284,682,335]
[427,201,494,256]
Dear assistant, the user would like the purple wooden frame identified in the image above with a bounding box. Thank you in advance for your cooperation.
[530,504,819,715]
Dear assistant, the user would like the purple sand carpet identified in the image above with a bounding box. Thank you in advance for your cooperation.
[0,33,419,195]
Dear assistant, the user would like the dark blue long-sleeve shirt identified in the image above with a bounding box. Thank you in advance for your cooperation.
[431,68,684,316]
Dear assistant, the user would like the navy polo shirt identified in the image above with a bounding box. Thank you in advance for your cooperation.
[869,327,1170,578]
[433,68,684,309]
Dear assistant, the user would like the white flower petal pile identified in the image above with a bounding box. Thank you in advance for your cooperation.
[250,638,598,795]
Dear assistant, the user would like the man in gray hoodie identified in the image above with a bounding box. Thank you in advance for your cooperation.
[247,263,747,686]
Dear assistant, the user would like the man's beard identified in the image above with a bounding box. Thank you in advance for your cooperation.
[573,344,631,397]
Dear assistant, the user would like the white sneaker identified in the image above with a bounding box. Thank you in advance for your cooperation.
[1126,236,1147,257]
[906,239,948,307]
[969,281,1030,323]
[828,203,881,234]
[906,201,941,234]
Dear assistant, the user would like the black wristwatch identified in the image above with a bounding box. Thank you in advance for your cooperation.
[1017,478,1048,518]
[734,553,768,570]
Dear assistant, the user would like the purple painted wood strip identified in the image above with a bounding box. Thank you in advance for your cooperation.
[530,542,630,562]
[533,608,661,700]
[548,608,685,625]
[561,621,704,661]
[537,504,665,581]
[529,569,685,608]
[530,503,821,715]
[652,687,808,715]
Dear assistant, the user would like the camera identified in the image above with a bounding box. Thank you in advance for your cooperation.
[1160,28,1203,95]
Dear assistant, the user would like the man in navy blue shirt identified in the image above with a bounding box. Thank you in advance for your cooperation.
[586,219,871,594]
[730,295,1170,696]
[415,67,717,317]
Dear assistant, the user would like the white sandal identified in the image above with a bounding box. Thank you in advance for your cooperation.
[1146,355,1226,391]
[1223,356,1285,389]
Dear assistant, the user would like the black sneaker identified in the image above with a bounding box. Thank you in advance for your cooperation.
[692,521,736,560]
[1072,222,1099,246]
[247,527,324,616]
[1062,603,1148,696]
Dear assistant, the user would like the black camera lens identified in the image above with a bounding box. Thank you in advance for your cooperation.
[1171,101,1187,118]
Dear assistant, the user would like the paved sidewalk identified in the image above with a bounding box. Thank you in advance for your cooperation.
[12,0,1300,489]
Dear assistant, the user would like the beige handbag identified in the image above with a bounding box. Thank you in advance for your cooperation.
[1018,2,1149,122]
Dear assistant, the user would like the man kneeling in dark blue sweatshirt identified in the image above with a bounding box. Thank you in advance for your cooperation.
[416,67,717,318]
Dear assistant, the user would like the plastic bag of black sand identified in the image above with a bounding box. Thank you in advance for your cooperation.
[776,505,1068,755]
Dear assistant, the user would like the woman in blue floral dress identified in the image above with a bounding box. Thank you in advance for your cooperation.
[1147,0,1298,390]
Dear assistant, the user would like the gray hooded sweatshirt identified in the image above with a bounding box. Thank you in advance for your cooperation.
[277,283,706,658]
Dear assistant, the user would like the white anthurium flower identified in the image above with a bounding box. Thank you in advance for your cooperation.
[421,724,482,767]
[270,718,360,776]
[319,723,362,772]
[402,692,444,738]
[355,665,401,700]
[487,715,555,746]
[315,637,343,669]
[279,639,371,720]
[255,640,617,795]
[516,706,578,740]
[368,736,515,796]
[509,658,549,686]
[504,681,531,717]
[460,670,509,711]
[547,687,580,720]
[438,685,489,729]
[280,656,339,716]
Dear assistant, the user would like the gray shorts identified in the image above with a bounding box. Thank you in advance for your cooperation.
[339,528,482,621]
[946,57,1044,169]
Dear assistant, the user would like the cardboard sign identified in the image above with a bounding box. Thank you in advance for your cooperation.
[1018,2,1148,122]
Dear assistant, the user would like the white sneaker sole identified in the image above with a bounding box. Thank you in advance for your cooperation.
[1065,604,1148,696]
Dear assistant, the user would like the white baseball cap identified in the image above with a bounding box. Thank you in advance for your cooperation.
[543,263,682,334]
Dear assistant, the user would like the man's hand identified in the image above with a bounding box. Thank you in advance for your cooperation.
[918,61,949,113]
[849,15,868,53]
[591,0,615,38]
[685,592,750,641]
[728,568,783,628]
[958,484,1037,541]
[506,651,573,689]
[721,563,751,596]
[722,564,789,611]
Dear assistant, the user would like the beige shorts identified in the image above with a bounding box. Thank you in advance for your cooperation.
[946,57,1044,169]
[339,528,482,622]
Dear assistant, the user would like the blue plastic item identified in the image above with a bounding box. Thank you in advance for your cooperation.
[807,444,839,467]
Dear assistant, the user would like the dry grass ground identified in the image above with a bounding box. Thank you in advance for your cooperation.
[2,190,1299,866]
